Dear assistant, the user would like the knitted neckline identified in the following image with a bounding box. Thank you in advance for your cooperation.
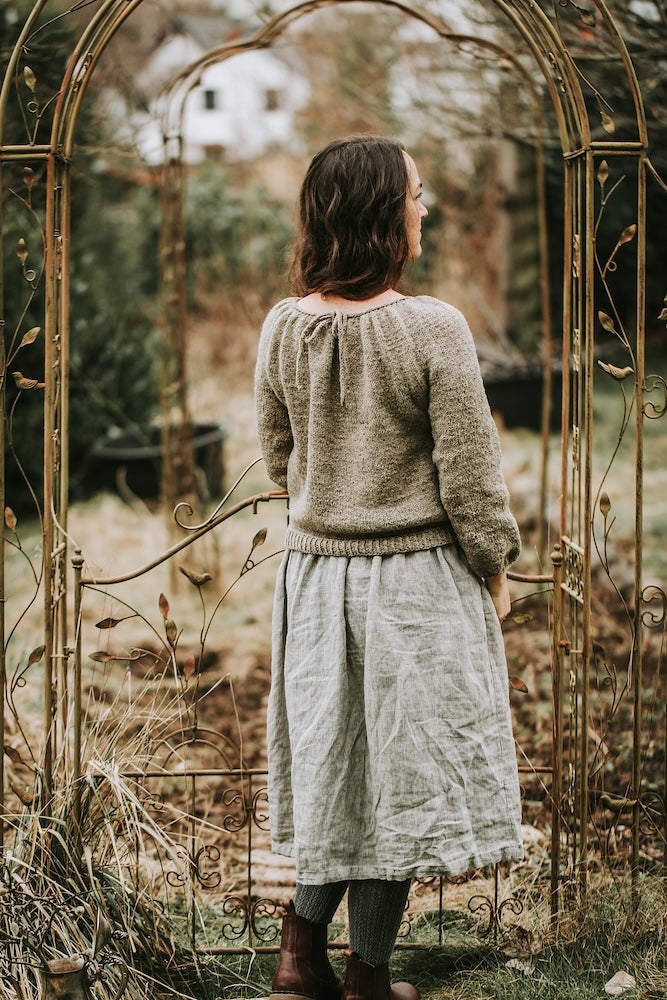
[291,295,420,318]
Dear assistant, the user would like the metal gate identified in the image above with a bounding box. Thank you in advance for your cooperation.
[1,0,665,979]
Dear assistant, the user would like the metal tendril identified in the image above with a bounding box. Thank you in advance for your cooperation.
[174,457,264,529]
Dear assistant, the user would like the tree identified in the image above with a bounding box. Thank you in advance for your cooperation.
[1,1,161,513]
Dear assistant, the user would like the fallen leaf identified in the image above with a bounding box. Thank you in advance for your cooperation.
[604,970,636,996]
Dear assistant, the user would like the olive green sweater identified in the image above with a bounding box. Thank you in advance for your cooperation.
[254,296,520,578]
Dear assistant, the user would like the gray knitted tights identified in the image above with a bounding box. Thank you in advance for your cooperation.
[294,879,411,966]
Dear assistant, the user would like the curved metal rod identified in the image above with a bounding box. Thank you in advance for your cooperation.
[507,571,553,584]
[174,456,265,530]
[587,0,648,147]
[156,0,578,154]
[0,0,50,144]
[78,490,288,586]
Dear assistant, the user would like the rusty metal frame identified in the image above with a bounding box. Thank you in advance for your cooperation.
[1,0,665,963]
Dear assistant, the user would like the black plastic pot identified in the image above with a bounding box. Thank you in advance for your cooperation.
[483,367,563,431]
[92,422,228,500]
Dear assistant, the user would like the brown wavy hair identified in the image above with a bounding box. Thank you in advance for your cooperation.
[289,136,411,300]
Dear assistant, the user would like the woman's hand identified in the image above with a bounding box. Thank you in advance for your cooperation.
[485,573,511,623]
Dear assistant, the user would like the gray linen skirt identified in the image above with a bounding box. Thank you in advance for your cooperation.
[267,544,524,884]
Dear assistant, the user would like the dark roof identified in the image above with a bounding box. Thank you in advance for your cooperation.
[162,12,246,51]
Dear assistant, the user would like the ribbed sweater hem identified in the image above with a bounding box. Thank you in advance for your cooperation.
[285,524,456,557]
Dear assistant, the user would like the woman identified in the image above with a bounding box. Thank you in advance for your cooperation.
[254,136,523,1000]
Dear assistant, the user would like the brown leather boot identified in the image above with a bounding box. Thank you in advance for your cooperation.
[342,950,420,1000]
[270,900,342,1000]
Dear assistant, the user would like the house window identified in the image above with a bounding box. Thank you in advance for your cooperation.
[265,89,281,111]
[203,89,218,110]
[203,144,225,162]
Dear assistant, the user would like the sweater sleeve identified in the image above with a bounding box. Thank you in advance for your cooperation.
[426,310,521,578]
[254,310,293,490]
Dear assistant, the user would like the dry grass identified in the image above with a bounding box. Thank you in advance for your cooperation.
[3,317,666,998]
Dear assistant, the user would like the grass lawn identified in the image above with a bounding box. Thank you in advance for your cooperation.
[3,344,666,1000]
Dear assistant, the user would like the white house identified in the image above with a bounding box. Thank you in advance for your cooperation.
[131,14,310,165]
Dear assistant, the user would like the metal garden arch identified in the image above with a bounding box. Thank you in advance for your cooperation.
[1,0,665,951]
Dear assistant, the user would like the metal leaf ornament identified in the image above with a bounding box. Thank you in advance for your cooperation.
[598,311,617,334]
[159,593,169,619]
[95,617,124,629]
[19,327,40,349]
[600,111,616,134]
[251,528,267,551]
[16,238,28,265]
[23,66,37,93]
[28,645,45,666]
[597,159,609,187]
[618,223,636,245]
[165,619,178,647]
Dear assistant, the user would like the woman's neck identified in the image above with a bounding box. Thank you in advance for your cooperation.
[298,289,405,314]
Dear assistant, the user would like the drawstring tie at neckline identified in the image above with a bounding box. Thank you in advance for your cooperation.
[295,309,351,405]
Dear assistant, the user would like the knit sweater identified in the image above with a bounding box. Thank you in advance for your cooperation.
[254,295,520,578]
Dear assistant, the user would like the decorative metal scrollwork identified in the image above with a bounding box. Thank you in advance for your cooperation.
[251,899,281,943]
[562,536,584,604]
[638,791,666,838]
[166,844,221,889]
[468,893,523,938]
[572,424,581,471]
[643,374,667,419]
[251,786,270,831]
[194,845,222,889]
[572,327,581,371]
[641,586,666,629]
[444,872,472,886]
[222,786,250,832]
[220,896,250,942]
[216,896,283,944]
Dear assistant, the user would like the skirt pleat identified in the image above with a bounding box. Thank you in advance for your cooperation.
[268,544,524,884]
